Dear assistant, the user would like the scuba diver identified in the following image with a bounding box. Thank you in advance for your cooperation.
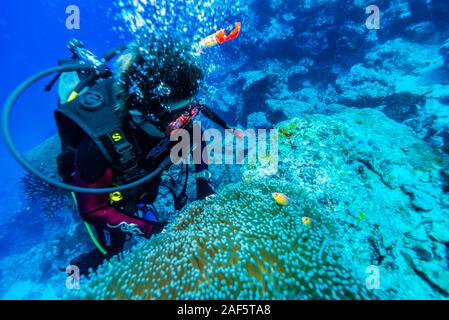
[1,23,241,276]
[55,37,241,275]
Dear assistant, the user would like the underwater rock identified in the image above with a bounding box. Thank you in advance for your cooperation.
[440,130,449,155]
[411,192,437,212]
[381,0,412,31]
[297,31,329,57]
[363,38,442,77]
[286,58,315,91]
[335,21,373,68]
[25,135,61,180]
[265,99,310,120]
[0,240,63,299]
[336,64,393,108]
[319,103,348,115]
[441,167,449,191]
[272,108,449,298]
[380,92,425,123]
[401,184,438,212]
[412,243,434,262]
[70,107,449,299]
[241,70,276,93]
[207,84,237,114]
[247,112,271,129]
[428,221,449,244]
[238,70,277,123]
[439,38,449,69]
[265,87,329,121]
[336,39,438,108]
[231,0,449,137]
[416,263,449,297]
[331,37,449,150]
[405,21,439,43]
[402,250,449,297]
[261,18,295,49]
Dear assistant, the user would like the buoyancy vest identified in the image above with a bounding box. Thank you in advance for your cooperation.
[54,78,170,214]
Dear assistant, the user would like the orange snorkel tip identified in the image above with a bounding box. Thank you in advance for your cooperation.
[216,22,241,44]
[198,22,242,51]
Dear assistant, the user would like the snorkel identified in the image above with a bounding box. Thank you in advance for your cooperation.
[198,22,241,52]
[1,22,242,194]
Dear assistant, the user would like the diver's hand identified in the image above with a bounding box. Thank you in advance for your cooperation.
[151,221,168,236]
[196,177,215,200]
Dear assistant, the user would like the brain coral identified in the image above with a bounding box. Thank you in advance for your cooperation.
[74,178,374,300]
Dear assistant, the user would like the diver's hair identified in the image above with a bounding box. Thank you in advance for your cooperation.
[114,36,203,117]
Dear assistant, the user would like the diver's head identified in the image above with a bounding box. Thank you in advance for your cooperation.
[115,36,203,137]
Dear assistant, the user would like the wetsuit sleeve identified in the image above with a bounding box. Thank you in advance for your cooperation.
[195,104,230,173]
[74,139,154,238]
[195,135,209,173]
[192,130,215,200]
[200,105,230,130]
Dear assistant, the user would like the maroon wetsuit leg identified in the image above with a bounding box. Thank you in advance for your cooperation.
[74,167,154,239]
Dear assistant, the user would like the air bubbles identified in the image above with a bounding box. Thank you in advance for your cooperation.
[113,0,243,45]
[111,0,245,109]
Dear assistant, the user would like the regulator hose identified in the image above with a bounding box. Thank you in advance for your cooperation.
[2,64,172,194]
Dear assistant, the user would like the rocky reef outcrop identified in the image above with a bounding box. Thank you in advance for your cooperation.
[207,0,449,155]
[73,108,449,299]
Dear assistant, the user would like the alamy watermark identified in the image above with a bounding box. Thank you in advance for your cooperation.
[64,4,380,31]
[169,121,279,174]
[365,5,380,30]
[365,265,380,290]
[65,265,80,290]
[66,5,80,30]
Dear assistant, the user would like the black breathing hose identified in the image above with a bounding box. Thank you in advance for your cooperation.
[2,64,172,194]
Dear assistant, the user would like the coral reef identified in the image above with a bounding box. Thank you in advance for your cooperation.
[21,173,73,218]
[335,39,440,105]
[74,178,374,300]
[19,135,76,218]
[74,108,449,299]
[209,0,449,154]
[270,109,449,298]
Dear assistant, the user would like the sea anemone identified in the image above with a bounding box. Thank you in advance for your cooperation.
[73,179,374,300]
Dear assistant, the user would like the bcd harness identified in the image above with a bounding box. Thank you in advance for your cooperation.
[55,74,199,257]
[2,39,234,258]
[56,78,143,185]
[55,77,201,211]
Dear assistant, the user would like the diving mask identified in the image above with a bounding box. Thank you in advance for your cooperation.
[129,95,197,138]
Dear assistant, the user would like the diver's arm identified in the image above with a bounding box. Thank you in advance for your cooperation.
[200,104,230,129]
[73,140,156,238]
[200,104,243,138]
[193,131,215,200]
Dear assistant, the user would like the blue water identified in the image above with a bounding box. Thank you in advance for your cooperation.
[0,0,449,300]
[0,0,120,179]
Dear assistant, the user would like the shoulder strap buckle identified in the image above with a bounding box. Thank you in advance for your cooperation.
[116,142,135,166]
[107,129,139,175]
